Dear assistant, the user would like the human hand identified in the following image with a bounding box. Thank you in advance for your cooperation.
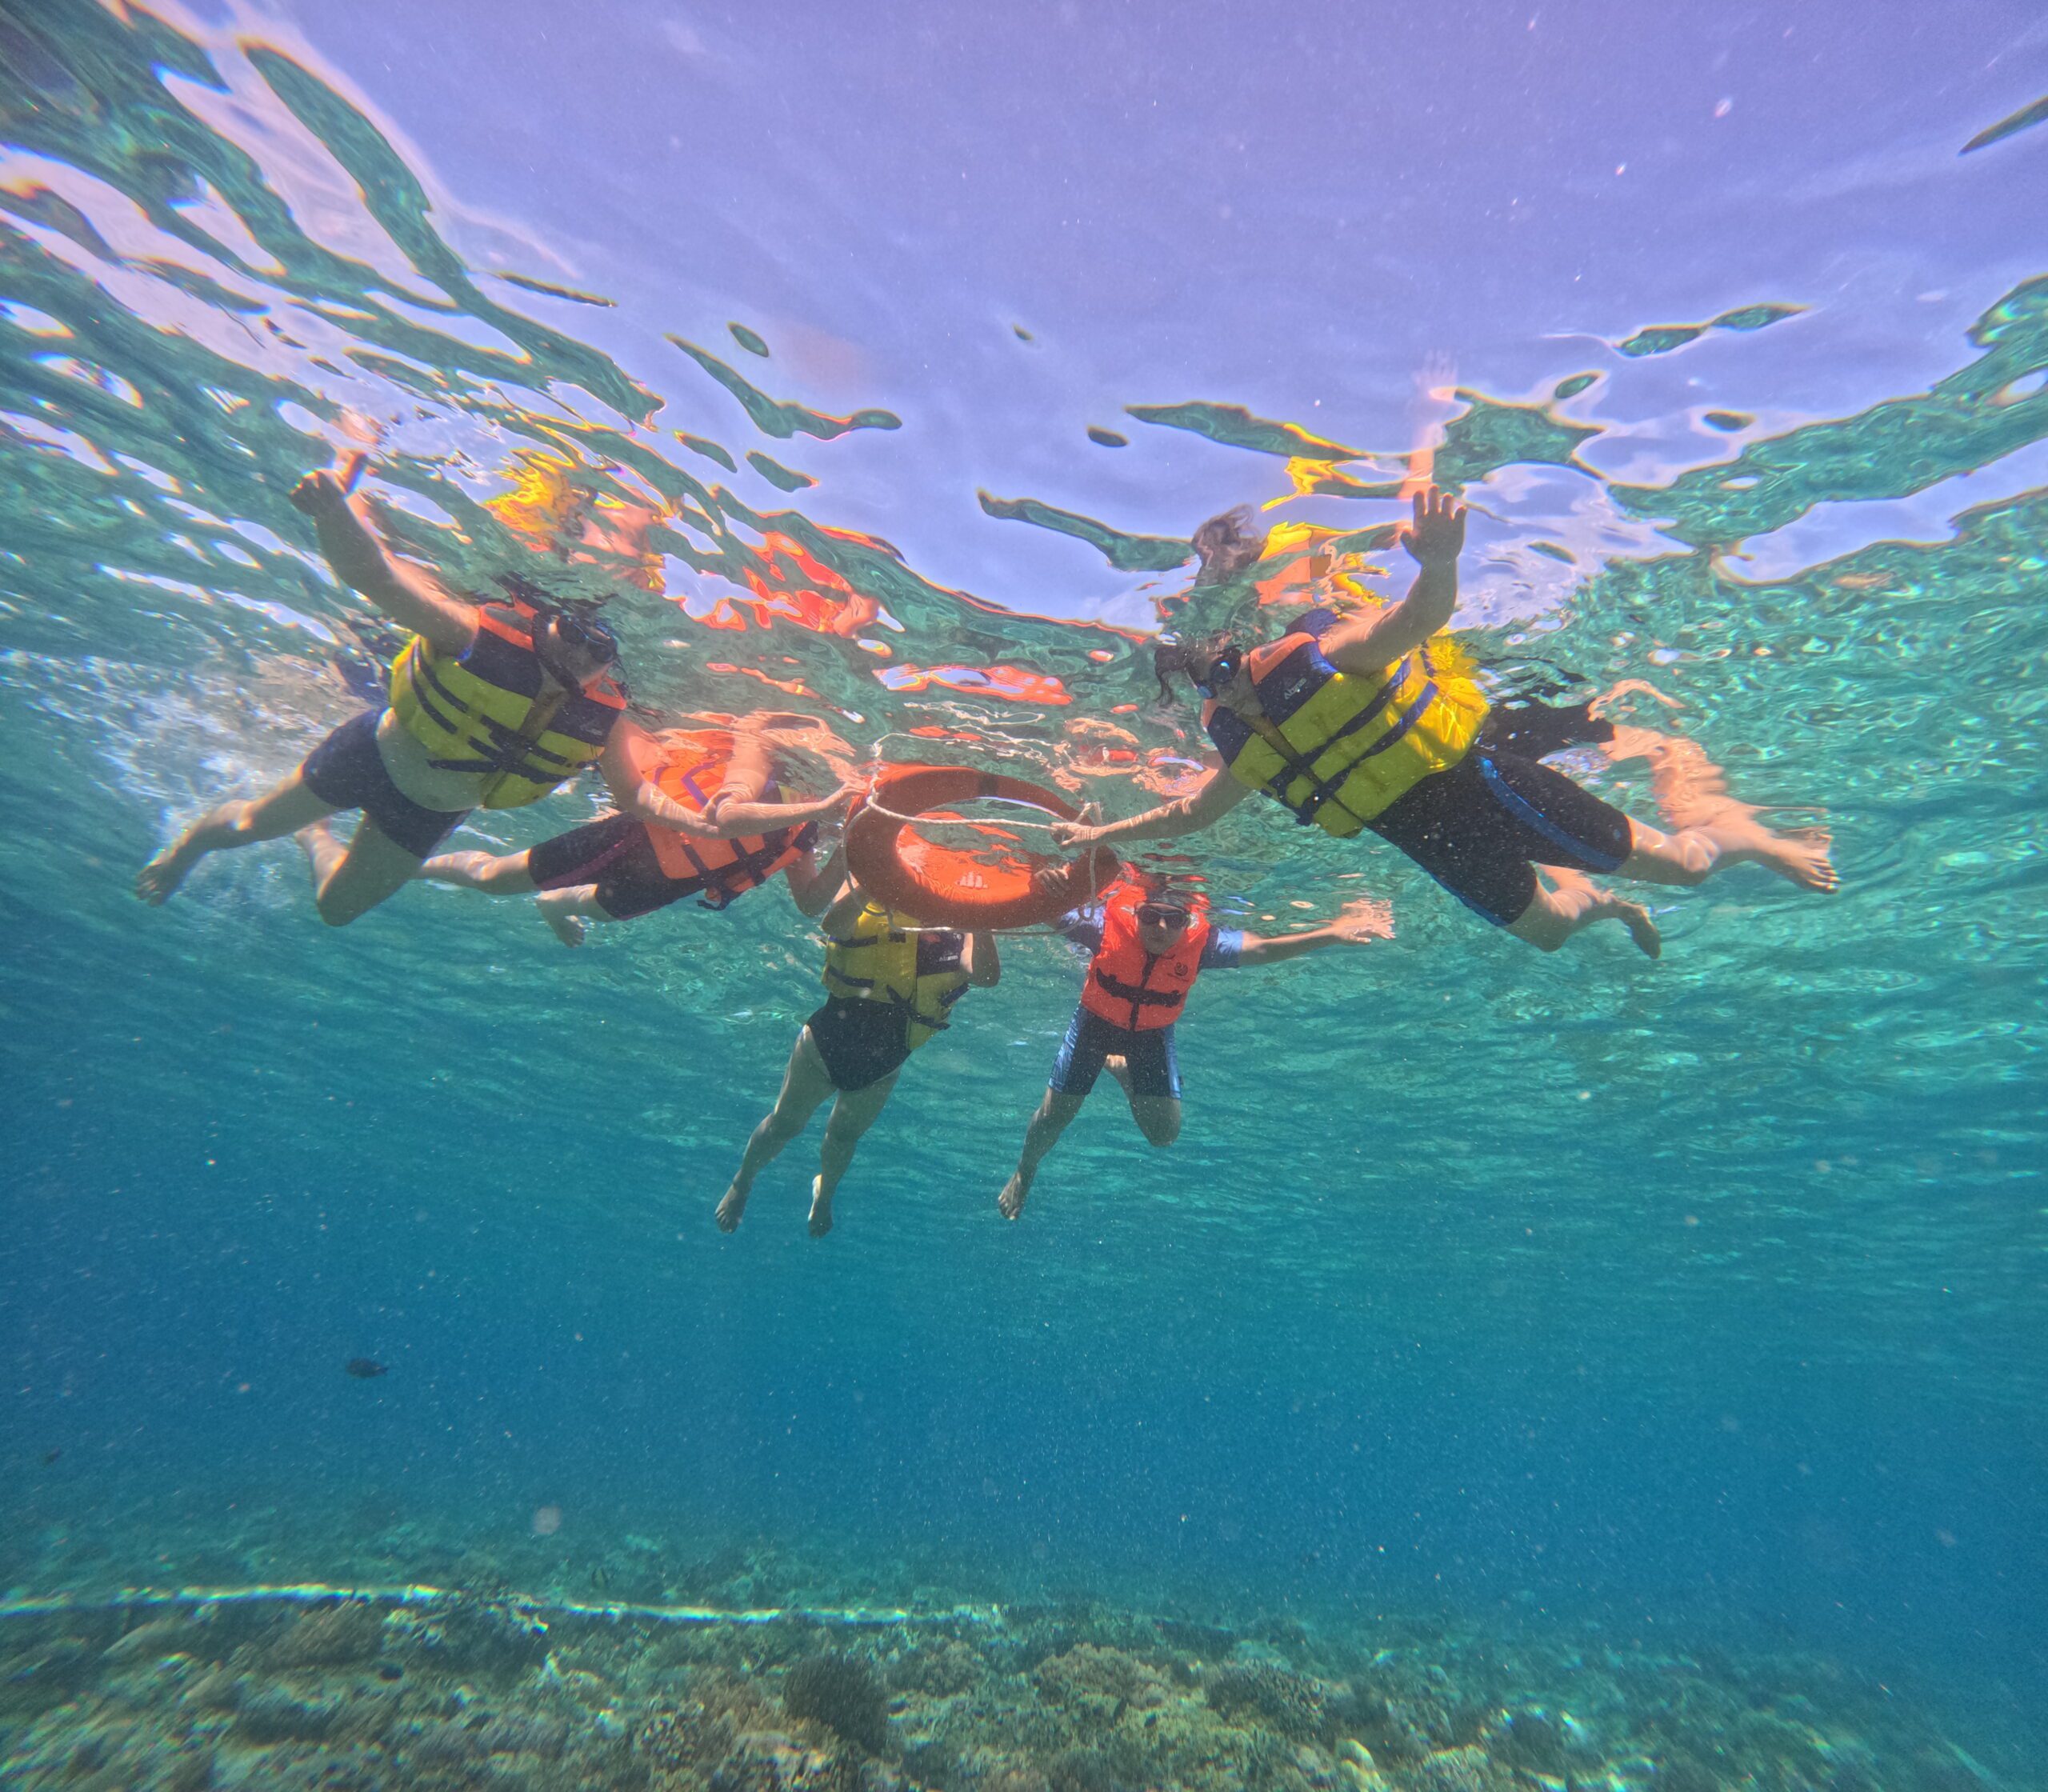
[1050,802,1102,850]
[1330,895,1395,943]
[1399,485,1466,570]
[289,468,353,518]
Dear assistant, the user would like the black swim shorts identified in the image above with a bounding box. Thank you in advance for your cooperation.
[527,812,693,920]
[1047,1006,1181,1100]
[528,810,818,921]
[804,998,912,1094]
[299,710,470,859]
[1368,748,1634,926]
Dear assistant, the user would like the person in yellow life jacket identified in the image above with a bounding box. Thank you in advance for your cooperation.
[1055,486,1837,957]
[137,457,632,926]
[717,879,1000,1239]
[996,874,1391,1221]
[416,720,859,945]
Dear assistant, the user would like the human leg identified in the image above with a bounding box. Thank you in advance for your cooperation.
[1506,866,1661,957]
[717,1026,838,1232]
[1126,1094,1182,1146]
[1113,1025,1182,1145]
[1615,813,1837,892]
[998,1089,1089,1220]
[136,770,337,903]
[808,1070,902,1238]
[418,848,537,894]
[296,813,441,926]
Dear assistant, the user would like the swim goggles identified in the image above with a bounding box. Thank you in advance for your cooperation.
[1191,644,1242,698]
[538,610,620,680]
[1135,903,1192,930]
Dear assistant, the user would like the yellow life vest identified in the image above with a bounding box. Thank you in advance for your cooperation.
[1203,630,1489,834]
[387,599,626,810]
[821,901,970,1050]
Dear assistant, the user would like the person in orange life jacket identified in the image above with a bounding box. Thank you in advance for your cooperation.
[995,874,1391,1221]
[716,874,1001,1240]
[1054,487,1837,957]
[417,719,860,945]
[136,458,630,926]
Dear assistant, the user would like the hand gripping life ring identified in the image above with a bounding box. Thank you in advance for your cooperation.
[843,763,1120,930]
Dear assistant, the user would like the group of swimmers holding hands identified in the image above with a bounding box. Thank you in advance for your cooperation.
[138,458,1836,1234]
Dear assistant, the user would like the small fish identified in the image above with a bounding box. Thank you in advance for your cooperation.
[41,1448,61,1466]
[344,1358,389,1379]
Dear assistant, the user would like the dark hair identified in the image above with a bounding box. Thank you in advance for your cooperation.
[1152,631,1238,705]
[1190,506,1267,587]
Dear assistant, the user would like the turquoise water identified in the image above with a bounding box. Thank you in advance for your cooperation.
[2,2,2045,1787]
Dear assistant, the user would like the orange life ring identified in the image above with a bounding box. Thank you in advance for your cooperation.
[843,763,1120,930]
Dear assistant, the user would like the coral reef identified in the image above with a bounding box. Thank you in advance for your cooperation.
[0,1528,2034,1792]
[780,1651,893,1757]
[1205,1660,1330,1739]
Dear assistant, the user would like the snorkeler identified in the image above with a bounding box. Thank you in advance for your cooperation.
[136,457,630,926]
[417,718,859,943]
[997,871,1391,1220]
[716,880,998,1238]
[1054,486,1836,956]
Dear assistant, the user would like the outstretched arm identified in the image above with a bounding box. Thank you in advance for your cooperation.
[603,725,858,838]
[1235,896,1394,966]
[1318,486,1466,674]
[290,459,475,657]
[1050,766,1252,848]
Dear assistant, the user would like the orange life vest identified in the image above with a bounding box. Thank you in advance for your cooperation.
[1077,878,1212,1031]
[642,736,810,910]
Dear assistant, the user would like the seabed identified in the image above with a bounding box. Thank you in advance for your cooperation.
[0,1520,2018,1792]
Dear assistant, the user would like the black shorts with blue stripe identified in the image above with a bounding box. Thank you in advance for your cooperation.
[1367,749,1634,926]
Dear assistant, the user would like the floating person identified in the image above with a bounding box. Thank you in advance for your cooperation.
[717,882,998,1238]
[1055,486,1836,955]
[998,871,1393,1219]
[137,458,631,925]
[418,717,858,944]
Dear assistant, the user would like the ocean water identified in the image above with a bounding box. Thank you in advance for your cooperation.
[2,2,2045,1788]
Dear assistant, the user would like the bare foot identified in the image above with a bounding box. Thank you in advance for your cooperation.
[1102,1054,1133,1096]
[998,1172,1029,1220]
[136,828,208,905]
[715,1183,748,1233]
[1751,824,1838,894]
[538,895,587,947]
[806,1176,834,1238]
[1615,899,1662,959]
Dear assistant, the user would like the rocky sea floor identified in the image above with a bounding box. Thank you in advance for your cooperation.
[0,1505,2034,1792]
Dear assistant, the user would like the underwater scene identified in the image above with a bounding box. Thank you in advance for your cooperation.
[2,1,2045,1788]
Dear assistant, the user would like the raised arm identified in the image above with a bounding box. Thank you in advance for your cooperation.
[1234,896,1394,966]
[963,930,1002,987]
[1050,765,1252,849]
[289,460,475,657]
[1317,486,1466,675]
[785,841,846,918]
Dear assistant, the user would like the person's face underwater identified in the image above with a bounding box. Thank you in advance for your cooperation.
[537,612,618,688]
[1135,902,1193,954]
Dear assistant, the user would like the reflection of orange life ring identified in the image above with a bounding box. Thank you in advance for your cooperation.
[844,764,1120,930]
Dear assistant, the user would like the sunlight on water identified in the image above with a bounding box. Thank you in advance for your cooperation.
[2,2,2044,1788]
